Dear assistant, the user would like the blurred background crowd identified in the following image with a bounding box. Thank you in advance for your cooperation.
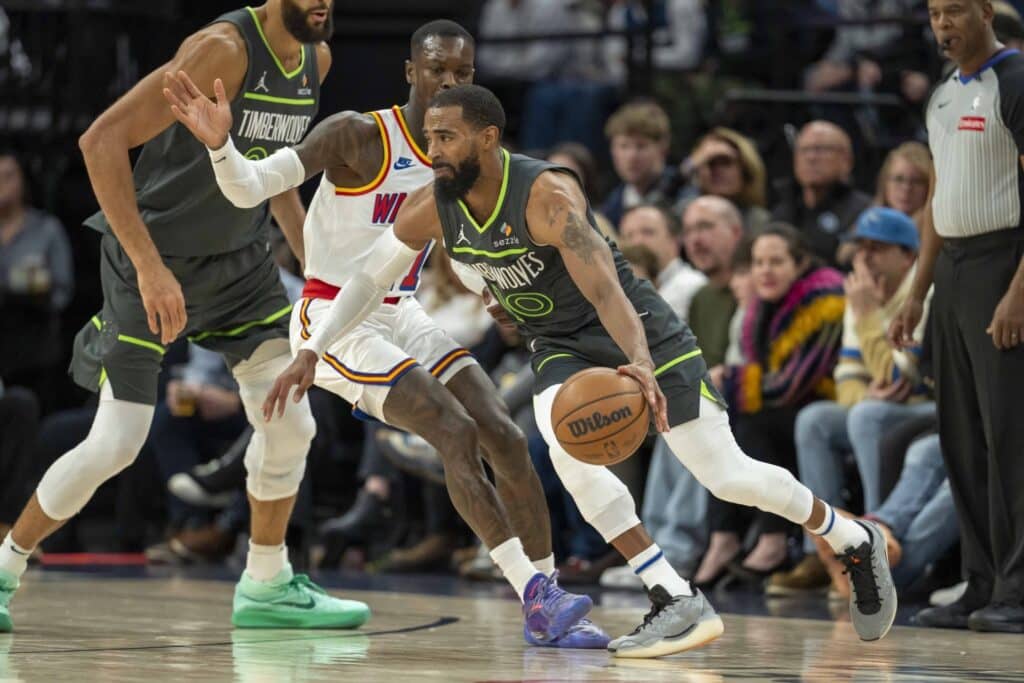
[3,0,1020,620]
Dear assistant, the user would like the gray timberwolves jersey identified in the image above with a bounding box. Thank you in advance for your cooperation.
[84,7,320,257]
[434,151,638,341]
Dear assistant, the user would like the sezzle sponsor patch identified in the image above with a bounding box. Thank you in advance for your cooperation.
[958,116,986,132]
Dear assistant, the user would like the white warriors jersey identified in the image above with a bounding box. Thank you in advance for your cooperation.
[304,105,434,297]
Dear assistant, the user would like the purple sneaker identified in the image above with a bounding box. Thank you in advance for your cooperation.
[524,618,611,649]
[523,571,593,643]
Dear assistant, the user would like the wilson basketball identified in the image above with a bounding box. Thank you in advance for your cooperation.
[551,367,650,466]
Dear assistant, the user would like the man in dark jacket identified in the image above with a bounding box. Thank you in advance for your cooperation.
[772,121,872,267]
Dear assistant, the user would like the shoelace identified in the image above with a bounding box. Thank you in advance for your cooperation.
[839,550,881,612]
[539,572,567,611]
[630,595,675,634]
[289,574,327,597]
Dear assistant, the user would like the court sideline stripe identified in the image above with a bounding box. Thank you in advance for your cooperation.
[7,616,460,655]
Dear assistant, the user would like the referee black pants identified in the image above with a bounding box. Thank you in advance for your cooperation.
[933,228,1024,607]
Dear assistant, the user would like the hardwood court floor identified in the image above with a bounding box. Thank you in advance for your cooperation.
[2,570,1023,682]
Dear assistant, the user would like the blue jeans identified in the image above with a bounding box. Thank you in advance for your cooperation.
[640,437,707,573]
[794,401,851,552]
[847,401,937,512]
[872,433,959,589]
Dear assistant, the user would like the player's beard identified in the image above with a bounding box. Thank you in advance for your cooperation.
[281,1,334,43]
[434,154,482,202]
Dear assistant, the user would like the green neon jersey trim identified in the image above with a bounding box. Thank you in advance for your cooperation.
[457,149,510,234]
[653,348,702,377]
[188,304,292,342]
[246,6,306,79]
[243,92,315,106]
[91,315,165,355]
[536,353,573,372]
[451,245,529,259]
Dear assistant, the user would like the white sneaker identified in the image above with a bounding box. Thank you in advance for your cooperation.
[929,580,967,607]
[599,565,644,591]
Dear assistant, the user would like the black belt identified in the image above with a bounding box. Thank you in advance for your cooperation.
[942,227,1024,254]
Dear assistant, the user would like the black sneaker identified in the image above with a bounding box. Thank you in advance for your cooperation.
[967,603,1024,634]
[319,489,393,545]
[915,597,980,630]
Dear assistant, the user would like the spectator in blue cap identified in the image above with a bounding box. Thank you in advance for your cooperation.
[767,205,936,597]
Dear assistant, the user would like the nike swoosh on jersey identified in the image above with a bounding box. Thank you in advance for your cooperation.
[393,157,414,170]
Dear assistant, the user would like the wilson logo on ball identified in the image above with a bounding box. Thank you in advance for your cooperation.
[567,406,634,437]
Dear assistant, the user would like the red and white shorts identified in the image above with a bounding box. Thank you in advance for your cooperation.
[290,289,475,422]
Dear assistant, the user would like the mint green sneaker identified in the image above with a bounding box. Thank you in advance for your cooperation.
[0,569,18,633]
[232,567,370,629]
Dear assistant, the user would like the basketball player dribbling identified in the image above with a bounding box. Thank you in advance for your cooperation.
[0,1,373,632]
[260,84,901,657]
[164,20,611,648]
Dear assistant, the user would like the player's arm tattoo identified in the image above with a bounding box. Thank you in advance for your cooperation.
[550,201,601,264]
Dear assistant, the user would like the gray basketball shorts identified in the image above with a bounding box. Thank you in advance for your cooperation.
[526,278,727,429]
[70,235,291,404]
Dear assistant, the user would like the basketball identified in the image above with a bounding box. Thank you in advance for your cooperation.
[551,367,650,466]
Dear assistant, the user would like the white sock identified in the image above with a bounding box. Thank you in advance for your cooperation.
[489,537,541,601]
[533,553,555,576]
[810,504,869,553]
[628,544,692,596]
[0,533,31,579]
[246,541,288,582]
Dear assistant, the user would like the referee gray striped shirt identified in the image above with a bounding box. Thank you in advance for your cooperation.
[927,48,1024,238]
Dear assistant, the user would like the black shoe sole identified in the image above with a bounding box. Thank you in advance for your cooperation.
[914,616,970,629]
[967,617,1024,633]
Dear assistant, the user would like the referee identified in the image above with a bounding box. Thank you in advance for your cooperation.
[892,0,1024,633]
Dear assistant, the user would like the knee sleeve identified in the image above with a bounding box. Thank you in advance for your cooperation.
[36,383,153,520]
[663,398,814,525]
[533,385,640,541]
[234,341,316,501]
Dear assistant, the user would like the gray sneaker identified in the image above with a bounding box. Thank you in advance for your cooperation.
[607,586,723,658]
[837,520,897,641]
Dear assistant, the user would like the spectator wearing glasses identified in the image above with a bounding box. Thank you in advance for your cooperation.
[772,121,873,268]
[874,142,935,229]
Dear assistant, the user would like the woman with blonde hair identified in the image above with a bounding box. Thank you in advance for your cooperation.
[874,141,933,227]
[687,127,771,230]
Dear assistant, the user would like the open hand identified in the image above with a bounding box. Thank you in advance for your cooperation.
[163,71,233,149]
[137,262,186,345]
[617,360,669,433]
[986,287,1024,350]
[262,350,317,421]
